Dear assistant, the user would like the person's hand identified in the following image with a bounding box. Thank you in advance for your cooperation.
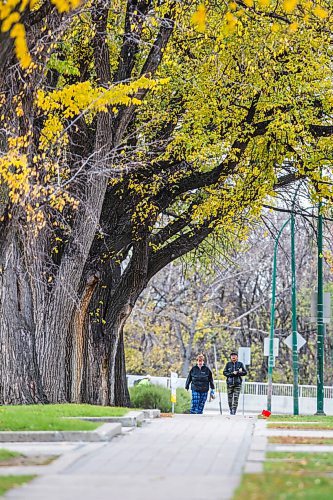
[233,371,238,375]
[239,368,242,372]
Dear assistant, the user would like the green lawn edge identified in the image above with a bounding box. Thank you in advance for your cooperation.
[265,415,333,422]
[0,404,130,432]
[0,449,21,461]
[234,449,333,499]
[234,473,333,500]
[0,476,35,497]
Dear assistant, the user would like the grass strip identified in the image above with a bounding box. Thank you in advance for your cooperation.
[268,436,333,445]
[235,473,333,499]
[265,452,333,474]
[267,415,333,423]
[0,404,128,432]
[268,423,333,430]
[0,449,21,462]
[0,476,35,496]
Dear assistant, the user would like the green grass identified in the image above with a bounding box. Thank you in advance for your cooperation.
[268,422,333,430]
[267,415,333,423]
[0,404,128,431]
[0,449,21,462]
[235,450,333,499]
[235,473,333,499]
[0,476,35,496]
[265,452,333,474]
[268,436,333,445]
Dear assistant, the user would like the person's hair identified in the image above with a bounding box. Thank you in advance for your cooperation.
[197,353,205,361]
[230,352,238,357]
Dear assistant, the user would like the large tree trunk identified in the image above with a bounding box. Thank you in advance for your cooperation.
[0,226,45,404]
[114,328,131,407]
[80,306,132,406]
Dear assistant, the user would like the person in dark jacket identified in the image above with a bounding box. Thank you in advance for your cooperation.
[185,354,215,414]
[223,352,247,415]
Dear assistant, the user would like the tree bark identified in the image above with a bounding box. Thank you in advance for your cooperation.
[114,327,131,407]
[0,226,45,404]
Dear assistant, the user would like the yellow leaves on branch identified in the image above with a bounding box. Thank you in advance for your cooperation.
[313,4,329,19]
[37,76,167,150]
[191,3,206,33]
[0,0,82,69]
[229,0,330,21]
[0,0,32,68]
[50,0,81,13]
[37,77,164,118]
[0,75,168,224]
[282,0,297,13]
[257,0,271,7]
[0,149,29,204]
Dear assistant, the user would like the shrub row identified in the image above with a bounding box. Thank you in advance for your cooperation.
[129,384,191,413]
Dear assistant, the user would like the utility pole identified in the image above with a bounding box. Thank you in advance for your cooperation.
[267,219,290,412]
[316,199,325,415]
[290,211,299,415]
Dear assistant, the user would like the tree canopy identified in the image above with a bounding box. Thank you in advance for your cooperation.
[0,0,332,405]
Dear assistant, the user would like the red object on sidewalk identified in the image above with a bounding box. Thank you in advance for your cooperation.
[261,409,271,418]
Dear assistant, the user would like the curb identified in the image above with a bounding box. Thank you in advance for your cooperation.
[65,410,160,427]
[0,409,161,443]
[0,423,122,443]
[243,419,267,474]
[66,410,145,427]
[142,409,160,419]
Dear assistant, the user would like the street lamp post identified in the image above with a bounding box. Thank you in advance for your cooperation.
[316,200,325,415]
[267,219,290,412]
[290,211,299,415]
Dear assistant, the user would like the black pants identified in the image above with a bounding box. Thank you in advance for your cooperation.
[227,384,241,412]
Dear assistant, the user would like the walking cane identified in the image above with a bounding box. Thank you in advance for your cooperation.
[213,344,222,415]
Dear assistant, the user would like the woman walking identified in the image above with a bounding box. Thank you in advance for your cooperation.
[185,354,215,414]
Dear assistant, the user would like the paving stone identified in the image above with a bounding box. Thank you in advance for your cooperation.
[5,414,255,500]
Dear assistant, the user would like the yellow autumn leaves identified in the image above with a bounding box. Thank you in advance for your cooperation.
[191,1,329,39]
[0,75,168,220]
[37,76,168,150]
[0,0,82,68]
[191,4,206,33]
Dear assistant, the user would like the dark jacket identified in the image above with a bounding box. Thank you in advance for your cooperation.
[223,361,247,386]
[185,365,215,393]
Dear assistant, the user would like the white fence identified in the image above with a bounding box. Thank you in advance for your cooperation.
[127,375,333,415]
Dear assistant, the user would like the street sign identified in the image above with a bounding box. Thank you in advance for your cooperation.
[310,292,331,324]
[264,338,279,357]
[170,372,178,388]
[238,347,251,366]
[283,333,306,352]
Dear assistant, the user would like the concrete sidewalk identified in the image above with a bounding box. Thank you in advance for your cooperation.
[5,414,255,500]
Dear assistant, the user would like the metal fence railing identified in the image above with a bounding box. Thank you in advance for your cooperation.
[127,374,333,399]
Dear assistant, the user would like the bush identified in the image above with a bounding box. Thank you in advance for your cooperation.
[175,388,191,414]
[129,384,191,413]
